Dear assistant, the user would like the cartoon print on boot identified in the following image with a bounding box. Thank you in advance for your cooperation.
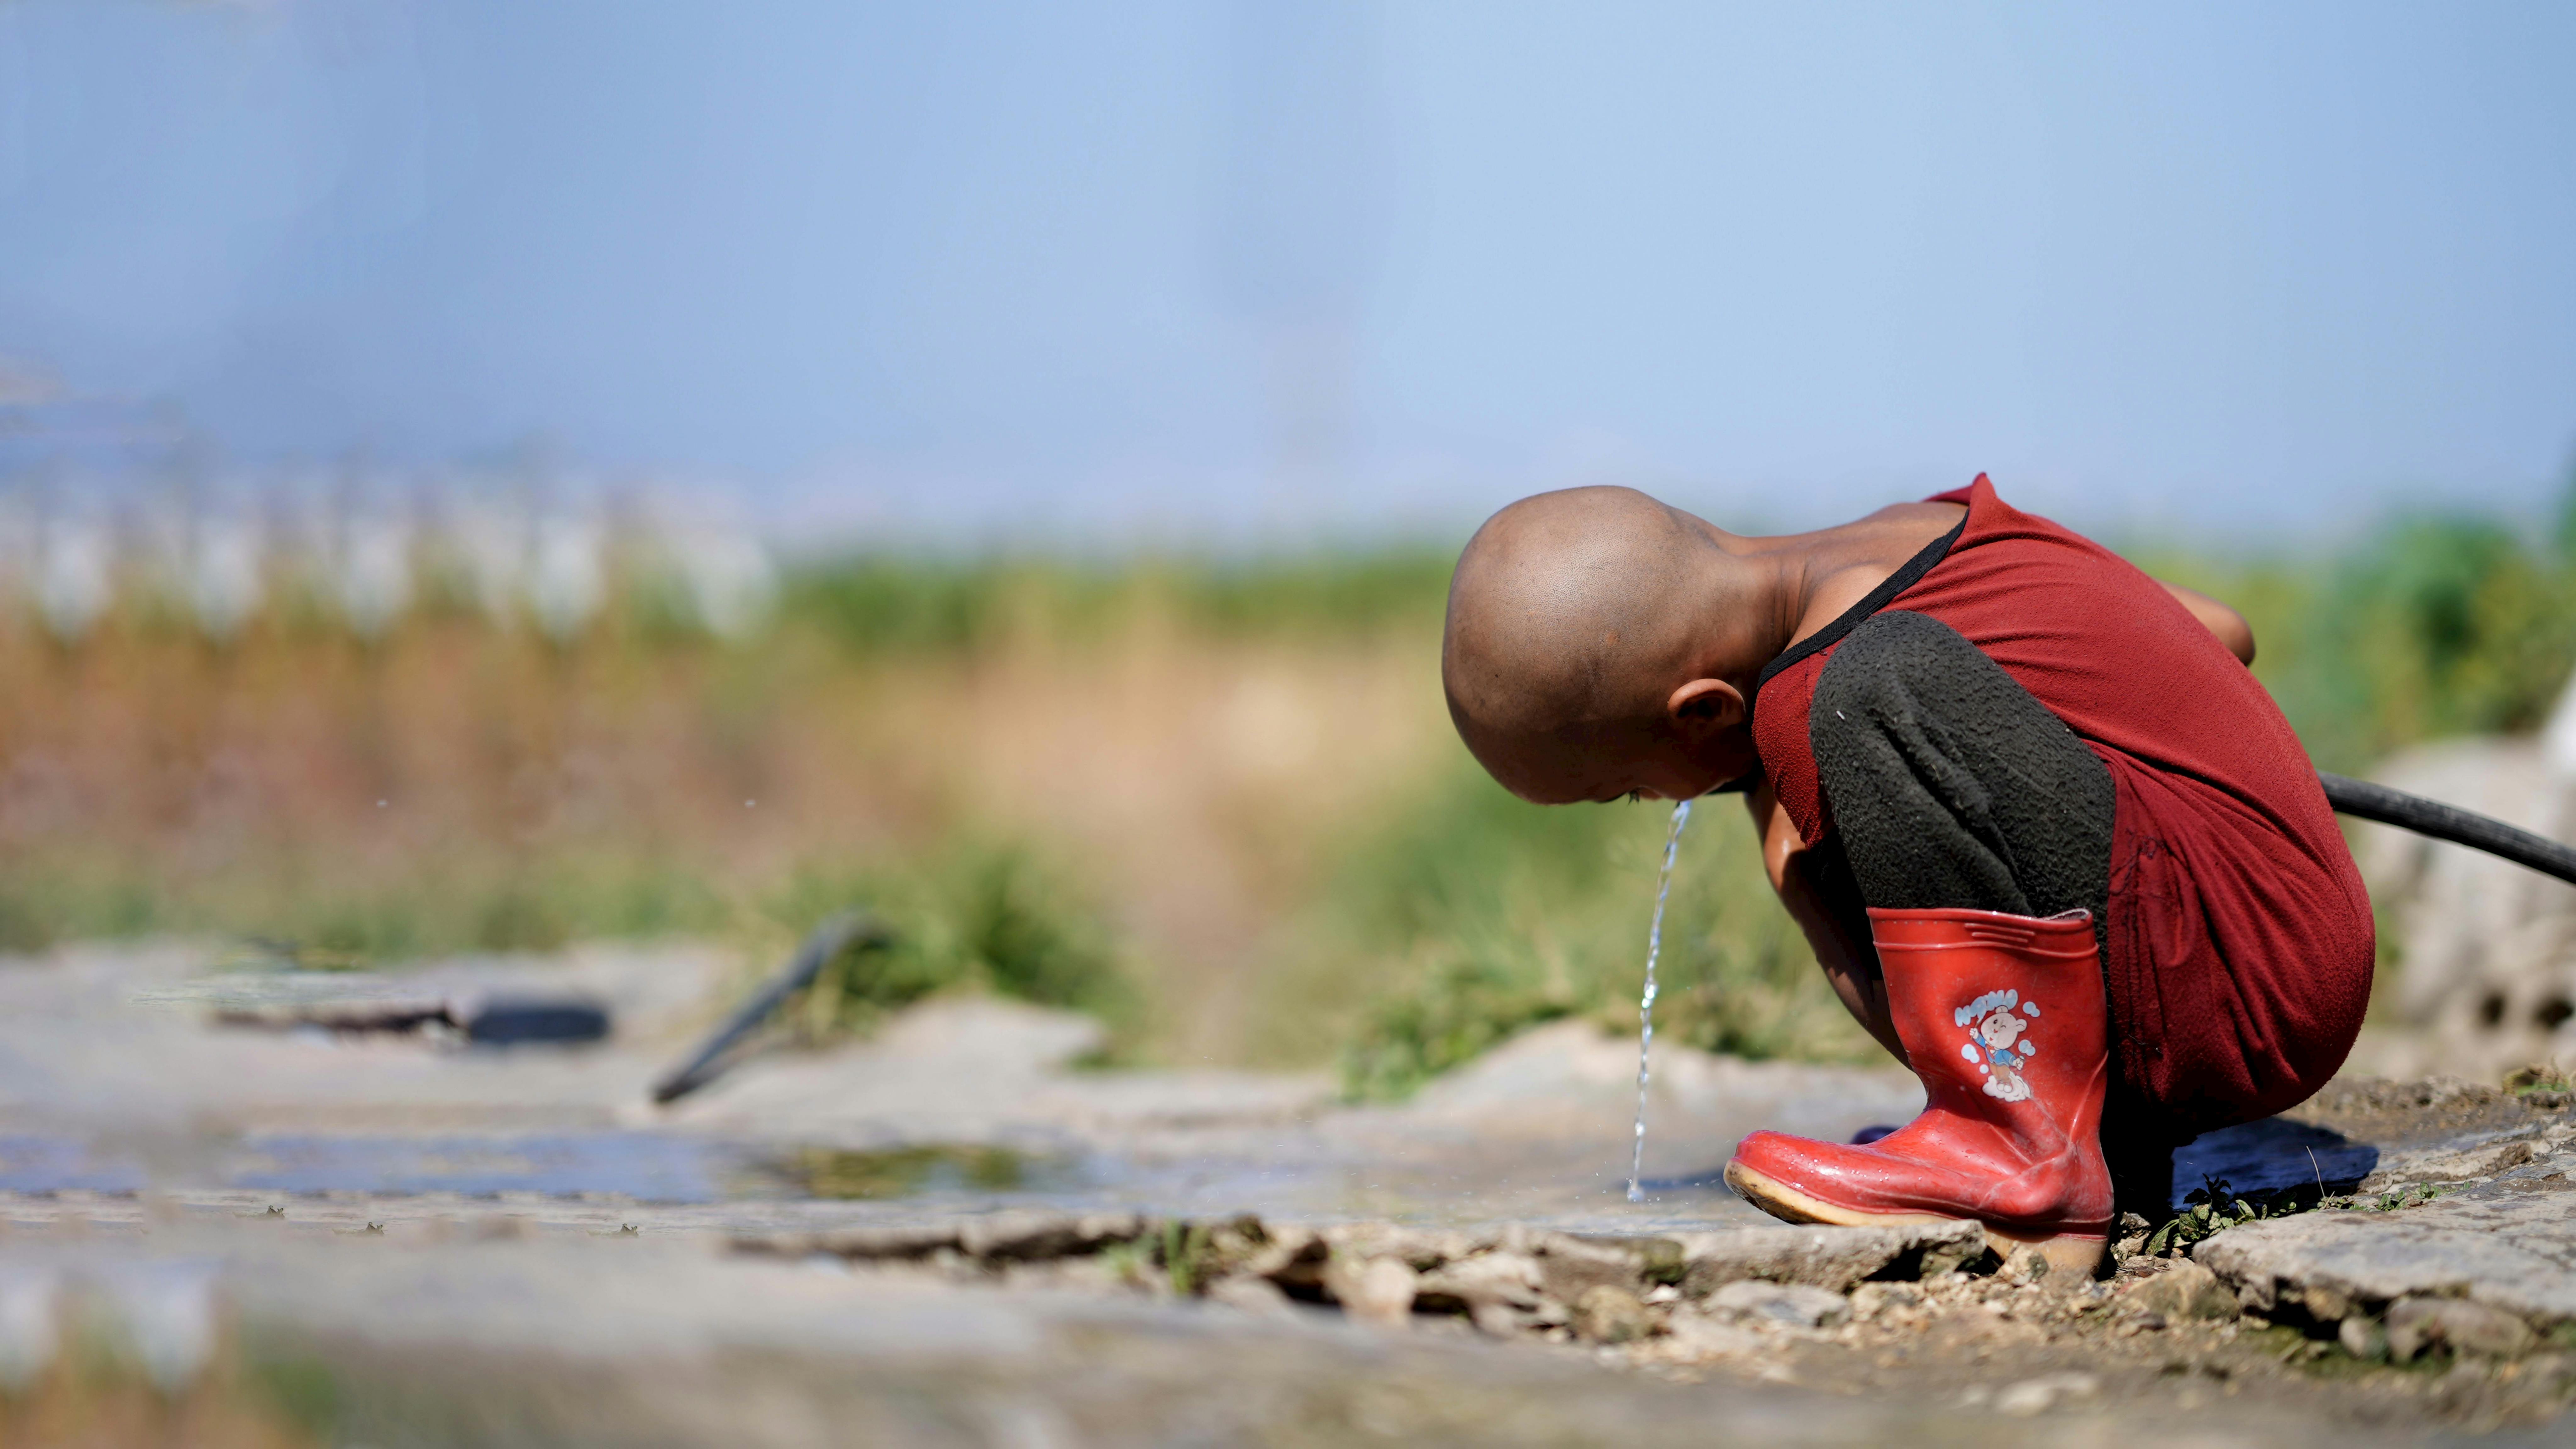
[1954,989,2043,1102]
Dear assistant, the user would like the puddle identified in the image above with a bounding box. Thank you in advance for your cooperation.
[767,1144,1082,1201]
[0,1136,149,1195]
[2171,1117,2379,1205]
[0,1131,1090,1207]
[231,1133,729,1202]
[231,1135,1091,1206]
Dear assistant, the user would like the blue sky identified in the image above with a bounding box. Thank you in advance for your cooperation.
[0,1,2570,543]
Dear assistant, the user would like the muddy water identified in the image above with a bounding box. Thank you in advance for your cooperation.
[1626,799,1693,1203]
[0,1131,1091,1207]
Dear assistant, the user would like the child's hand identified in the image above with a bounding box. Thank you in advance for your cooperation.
[2157,580,2255,665]
[1745,781,1908,1065]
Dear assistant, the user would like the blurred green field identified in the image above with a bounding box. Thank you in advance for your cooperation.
[4,493,2573,1094]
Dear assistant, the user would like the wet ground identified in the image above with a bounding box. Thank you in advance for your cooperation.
[0,942,2568,1446]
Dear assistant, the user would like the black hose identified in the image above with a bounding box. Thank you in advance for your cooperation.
[2320,772,2576,888]
[649,910,892,1105]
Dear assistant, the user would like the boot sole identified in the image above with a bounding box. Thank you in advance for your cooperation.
[1722,1162,2106,1278]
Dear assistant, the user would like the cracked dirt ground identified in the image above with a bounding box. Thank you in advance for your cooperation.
[0,944,2568,1446]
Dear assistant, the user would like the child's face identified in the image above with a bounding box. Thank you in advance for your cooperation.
[1468,711,1760,805]
[1976,1010,2024,1051]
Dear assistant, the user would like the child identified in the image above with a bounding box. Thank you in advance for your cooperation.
[1440,476,2371,1273]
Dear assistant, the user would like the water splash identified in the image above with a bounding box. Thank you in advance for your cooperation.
[1627,799,1693,1203]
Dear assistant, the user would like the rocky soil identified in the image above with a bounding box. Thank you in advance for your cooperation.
[714,1108,2576,1440]
[0,943,2568,1445]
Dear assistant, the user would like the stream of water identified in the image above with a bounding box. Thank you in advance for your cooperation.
[1626,799,1693,1203]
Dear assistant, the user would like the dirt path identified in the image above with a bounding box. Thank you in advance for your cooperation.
[0,943,2566,1446]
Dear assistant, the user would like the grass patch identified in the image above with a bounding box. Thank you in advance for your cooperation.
[1318,761,1874,1100]
[0,854,733,965]
[781,548,1455,658]
[0,833,1140,1061]
[2129,505,2576,773]
[756,838,1139,1049]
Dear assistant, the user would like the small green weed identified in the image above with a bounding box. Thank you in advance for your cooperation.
[1158,1219,1214,1295]
[2143,1174,2331,1257]
[2140,1171,2452,1259]
[2504,1062,2573,1097]
[2361,1182,2448,1212]
[1095,1239,1153,1288]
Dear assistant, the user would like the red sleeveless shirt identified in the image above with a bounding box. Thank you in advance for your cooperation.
[1751,476,2372,1133]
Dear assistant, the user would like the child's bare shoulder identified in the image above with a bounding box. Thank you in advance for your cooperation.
[1826,499,1969,566]
[1852,499,1968,531]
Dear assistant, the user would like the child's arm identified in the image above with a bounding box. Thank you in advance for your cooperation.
[2158,580,2256,665]
[1746,780,1910,1065]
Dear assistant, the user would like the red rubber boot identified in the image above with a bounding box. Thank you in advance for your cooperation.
[1723,906,2113,1276]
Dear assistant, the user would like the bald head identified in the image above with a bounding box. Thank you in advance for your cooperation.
[1443,487,1756,800]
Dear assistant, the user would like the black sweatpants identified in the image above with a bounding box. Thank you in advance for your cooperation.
[1801,610,2167,1213]
[1809,610,2113,933]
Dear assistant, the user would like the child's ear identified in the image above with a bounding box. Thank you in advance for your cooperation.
[1666,678,1745,734]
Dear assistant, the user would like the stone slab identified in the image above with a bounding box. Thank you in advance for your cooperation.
[2196,1184,2576,1329]
[1675,1220,1987,1294]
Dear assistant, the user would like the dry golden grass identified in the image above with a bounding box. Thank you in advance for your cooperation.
[0,1331,319,1449]
[0,594,1458,1065]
